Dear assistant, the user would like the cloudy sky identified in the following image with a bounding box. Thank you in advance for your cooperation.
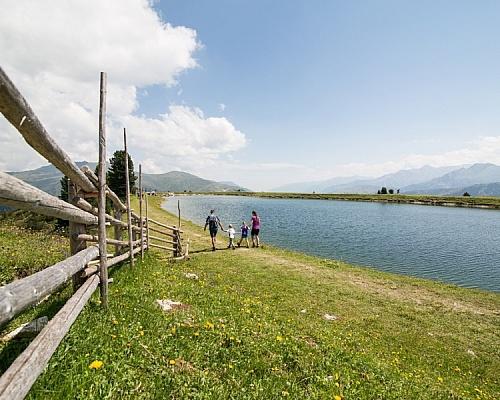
[1,0,500,190]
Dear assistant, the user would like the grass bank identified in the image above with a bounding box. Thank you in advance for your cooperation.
[1,197,499,399]
[194,192,500,210]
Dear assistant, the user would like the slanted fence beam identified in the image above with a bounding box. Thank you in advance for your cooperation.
[0,67,96,193]
[0,246,99,328]
[0,172,97,225]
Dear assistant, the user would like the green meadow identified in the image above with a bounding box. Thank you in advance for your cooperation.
[0,197,499,399]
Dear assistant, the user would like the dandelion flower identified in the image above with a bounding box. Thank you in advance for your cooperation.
[437,376,443,383]
[169,359,176,365]
[276,335,283,342]
[89,360,103,369]
[334,396,342,400]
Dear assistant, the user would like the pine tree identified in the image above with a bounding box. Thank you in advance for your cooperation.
[107,150,137,200]
[58,176,69,228]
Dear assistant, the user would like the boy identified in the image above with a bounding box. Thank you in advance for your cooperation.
[226,224,236,249]
[237,221,250,248]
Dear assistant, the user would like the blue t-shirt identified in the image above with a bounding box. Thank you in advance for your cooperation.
[241,225,249,237]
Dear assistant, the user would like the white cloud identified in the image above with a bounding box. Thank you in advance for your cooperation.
[0,0,246,172]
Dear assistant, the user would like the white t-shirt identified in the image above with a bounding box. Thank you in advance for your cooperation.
[227,227,236,239]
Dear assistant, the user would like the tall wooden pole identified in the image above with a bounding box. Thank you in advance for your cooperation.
[145,193,150,249]
[124,128,134,267]
[68,180,86,291]
[97,72,108,307]
[139,164,144,260]
[177,199,181,229]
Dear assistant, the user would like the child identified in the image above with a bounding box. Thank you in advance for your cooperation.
[237,221,250,248]
[226,224,236,249]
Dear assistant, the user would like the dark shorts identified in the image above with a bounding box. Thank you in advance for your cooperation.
[209,228,218,238]
[251,228,260,236]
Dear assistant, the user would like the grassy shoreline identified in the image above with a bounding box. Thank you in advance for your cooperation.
[185,192,500,210]
[1,198,499,399]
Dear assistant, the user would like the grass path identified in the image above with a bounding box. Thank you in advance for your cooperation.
[1,197,499,399]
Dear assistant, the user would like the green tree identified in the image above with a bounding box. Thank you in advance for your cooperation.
[58,176,69,228]
[380,187,388,194]
[388,188,394,194]
[60,176,69,202]
[107,150,137,200]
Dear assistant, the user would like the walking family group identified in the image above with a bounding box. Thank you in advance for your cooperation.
[204,209,261,251]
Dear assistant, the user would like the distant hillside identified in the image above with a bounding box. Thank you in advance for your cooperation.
[142,171,247,192]
[403,163,500,194]
[272,176,369,193]
[452,182,500,196]
[273,165,463,194]
[8,161,97,196]
[7,163,247,195]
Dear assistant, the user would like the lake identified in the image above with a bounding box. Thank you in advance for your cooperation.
[162,195,500,292]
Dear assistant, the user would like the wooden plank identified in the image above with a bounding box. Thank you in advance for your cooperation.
[81,245,144,278]
[148,225,175,238]
[123,128,134,267]
[0,67,96,193]
[147,218,182,232]
[0,247,99,328]
[76,234,140,247]
[73,197,144,232]
[0,172,97,225]
[0,275,99,400]
[81,166,127,213]
[97,72,108,308]
[149,235,176,245]
[149,243,176,252]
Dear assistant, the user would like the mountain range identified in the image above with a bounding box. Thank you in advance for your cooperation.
[272,163,500,196]
[7,162,247,196]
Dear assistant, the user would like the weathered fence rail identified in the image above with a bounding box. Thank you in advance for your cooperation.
[0,67,188,399]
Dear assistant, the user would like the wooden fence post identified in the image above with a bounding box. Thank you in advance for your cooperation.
[97,71,108,308]
[145,193,150,249]
[113,209,122,256]
[68,180,86,290]
[177,199,181,229]
[124,128,134,267]
[139,164,144,260]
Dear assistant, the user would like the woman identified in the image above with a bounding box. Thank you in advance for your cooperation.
[250,210,261,248]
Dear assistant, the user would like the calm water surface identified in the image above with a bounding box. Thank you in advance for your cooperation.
[163,195,500,292]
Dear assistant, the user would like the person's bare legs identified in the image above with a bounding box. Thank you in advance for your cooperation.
[211,235,217,251]
[255,234,260,247]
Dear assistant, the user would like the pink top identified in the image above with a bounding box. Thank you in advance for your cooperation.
[251,215,260,229]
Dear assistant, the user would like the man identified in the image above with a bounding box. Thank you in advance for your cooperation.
[204,209,224,251]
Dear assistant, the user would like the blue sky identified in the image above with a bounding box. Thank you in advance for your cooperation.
[142,0,500,188]
[1,1,500,190]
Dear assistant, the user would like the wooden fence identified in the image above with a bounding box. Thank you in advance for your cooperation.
[0,67,186,399]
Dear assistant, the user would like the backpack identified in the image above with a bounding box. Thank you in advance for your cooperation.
[207,215,218,229]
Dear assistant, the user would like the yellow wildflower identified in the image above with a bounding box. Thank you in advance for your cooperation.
[276,335,283,342]
[437,376,443,383]
[334,396,342,400]
[112,319,118,325]
[169,359,176,365]
[139,330,144,336]
[89,360,103,369]
[204,321,214,330]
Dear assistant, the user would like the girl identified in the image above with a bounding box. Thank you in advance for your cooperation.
[250,210,261,248]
